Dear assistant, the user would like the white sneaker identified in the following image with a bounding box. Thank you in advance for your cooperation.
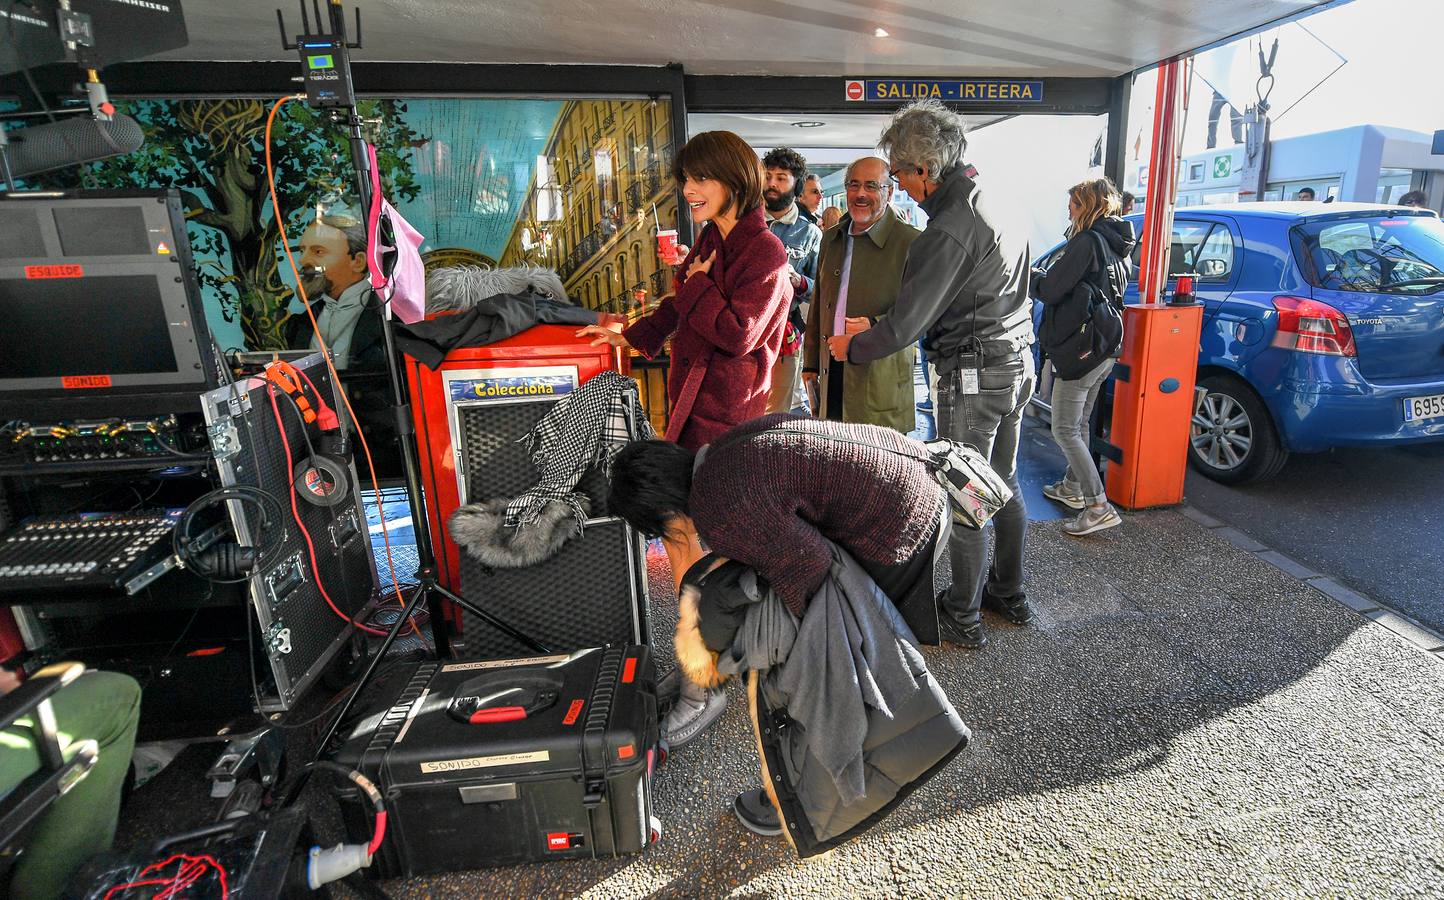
[1062,504,1122,536]
[1043,479,1086,510]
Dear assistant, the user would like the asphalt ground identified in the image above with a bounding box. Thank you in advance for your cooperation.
[362,505,1444,899]
[1183,441,1444,639]
[114,396,1444,896]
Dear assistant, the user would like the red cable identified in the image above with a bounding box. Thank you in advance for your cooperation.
[268,385,390,637]
[270,363,417,637]
[369,810,388,856]
[103,853,229,900]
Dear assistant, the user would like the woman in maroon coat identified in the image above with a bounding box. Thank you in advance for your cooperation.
[579,131,792,451]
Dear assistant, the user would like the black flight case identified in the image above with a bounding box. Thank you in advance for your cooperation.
[333,645,659,877]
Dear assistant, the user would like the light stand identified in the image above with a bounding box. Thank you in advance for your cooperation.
[273,0,548,755]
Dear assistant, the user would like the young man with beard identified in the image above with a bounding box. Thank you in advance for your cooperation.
[803,156,921,431]
[288,216,382,370]
[761,147,822,414]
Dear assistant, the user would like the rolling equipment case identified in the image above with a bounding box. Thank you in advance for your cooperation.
[333,645,659,877]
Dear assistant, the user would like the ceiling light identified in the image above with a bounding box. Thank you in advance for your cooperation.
[874,27,889,38]
[792,121,825,128]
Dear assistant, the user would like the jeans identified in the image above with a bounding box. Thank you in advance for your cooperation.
[1049,358,1115,506]
[933,351,1035,626]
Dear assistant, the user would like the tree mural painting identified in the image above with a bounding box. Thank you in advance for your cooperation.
[54,99,423,350]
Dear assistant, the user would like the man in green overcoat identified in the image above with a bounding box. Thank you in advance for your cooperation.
[803,157,922,432]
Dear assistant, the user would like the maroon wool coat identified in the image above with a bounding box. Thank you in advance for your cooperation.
[623,207,792,450]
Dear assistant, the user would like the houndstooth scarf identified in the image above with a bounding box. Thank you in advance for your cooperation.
[503,371,654,531]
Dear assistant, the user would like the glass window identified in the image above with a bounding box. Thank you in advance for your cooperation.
[1125,220,1232,282]
[1195,223,1235,281]
[23,96,679,349]
[1375,168,1415,204]
[1294,215,1444,293]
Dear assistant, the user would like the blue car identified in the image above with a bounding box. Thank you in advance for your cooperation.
[1035,203,1444,483]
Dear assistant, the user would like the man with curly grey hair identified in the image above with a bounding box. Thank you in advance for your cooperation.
[828,98,1037,649]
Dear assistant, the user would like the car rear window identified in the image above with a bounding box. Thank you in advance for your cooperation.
[1293,214,1444,294]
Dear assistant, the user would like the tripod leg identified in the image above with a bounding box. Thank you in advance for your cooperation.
[312,581,430,758]
[432,583,550,654]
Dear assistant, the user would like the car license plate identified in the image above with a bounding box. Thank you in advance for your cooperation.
[1403,393,1444,422]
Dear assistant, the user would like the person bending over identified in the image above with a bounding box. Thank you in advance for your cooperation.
[609,413,951,643]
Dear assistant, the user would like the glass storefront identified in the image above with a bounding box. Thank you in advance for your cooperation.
[26,96,679,355]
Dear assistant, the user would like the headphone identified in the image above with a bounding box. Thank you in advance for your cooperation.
[173,485,286,582]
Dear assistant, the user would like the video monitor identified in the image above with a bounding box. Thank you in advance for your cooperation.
[0,190,218,419]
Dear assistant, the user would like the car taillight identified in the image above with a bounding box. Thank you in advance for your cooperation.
[1271,296,1357,357]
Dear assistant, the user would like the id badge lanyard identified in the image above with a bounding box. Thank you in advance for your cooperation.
[959,294,983,395]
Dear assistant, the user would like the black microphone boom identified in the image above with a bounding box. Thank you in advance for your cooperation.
[2,114,144,180]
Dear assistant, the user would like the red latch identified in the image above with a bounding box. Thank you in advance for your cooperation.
[468,705,527,724]
[621,657,637,684]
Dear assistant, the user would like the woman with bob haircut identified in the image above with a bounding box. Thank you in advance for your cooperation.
[579,131,792,751]
[579,130,792,451]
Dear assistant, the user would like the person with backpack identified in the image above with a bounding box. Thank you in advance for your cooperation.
[1031,178,1135,536]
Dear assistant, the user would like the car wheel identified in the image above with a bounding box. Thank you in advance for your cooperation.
[1189,375,1289,484]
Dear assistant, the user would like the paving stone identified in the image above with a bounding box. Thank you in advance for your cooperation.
[1179,505,1224,529]
[1256,549,1320,581]
[1365,609,1444,652]
[1308,576,1380,614]
[1213,526,1269,552]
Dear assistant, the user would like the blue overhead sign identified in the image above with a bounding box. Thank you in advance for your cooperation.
[844,79,1045,103]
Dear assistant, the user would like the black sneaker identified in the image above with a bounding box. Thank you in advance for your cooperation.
[733,788,783,836]
[983,591,1036,625]
[938,614,988,649]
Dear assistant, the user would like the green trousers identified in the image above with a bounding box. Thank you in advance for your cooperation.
[0,671,142,900]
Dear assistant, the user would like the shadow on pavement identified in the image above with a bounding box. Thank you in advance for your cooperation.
[375,500,1389,898]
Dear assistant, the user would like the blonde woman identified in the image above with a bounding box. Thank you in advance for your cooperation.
[1031,178,1134,536]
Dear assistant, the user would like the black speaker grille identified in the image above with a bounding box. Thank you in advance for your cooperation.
[450,396,645,659]
[456,400,610,515]
[457,518,642,659]
[219,360,374,706]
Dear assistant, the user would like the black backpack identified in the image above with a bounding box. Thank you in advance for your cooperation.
[1039,231,1126,381]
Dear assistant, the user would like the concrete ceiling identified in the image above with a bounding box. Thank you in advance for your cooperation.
[166,0,1336,77]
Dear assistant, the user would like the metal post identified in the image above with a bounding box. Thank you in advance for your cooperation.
[1103,74,1132,190]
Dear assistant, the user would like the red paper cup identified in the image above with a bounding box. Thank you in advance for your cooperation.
[656,229,679,264]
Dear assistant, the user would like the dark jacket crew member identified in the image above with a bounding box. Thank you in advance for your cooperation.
[829,99,1037,648]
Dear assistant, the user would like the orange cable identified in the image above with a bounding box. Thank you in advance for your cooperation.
[267,385,389,636]
[263,94,422,643]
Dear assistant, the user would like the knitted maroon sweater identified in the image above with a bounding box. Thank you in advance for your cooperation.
[689,413,946,616]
